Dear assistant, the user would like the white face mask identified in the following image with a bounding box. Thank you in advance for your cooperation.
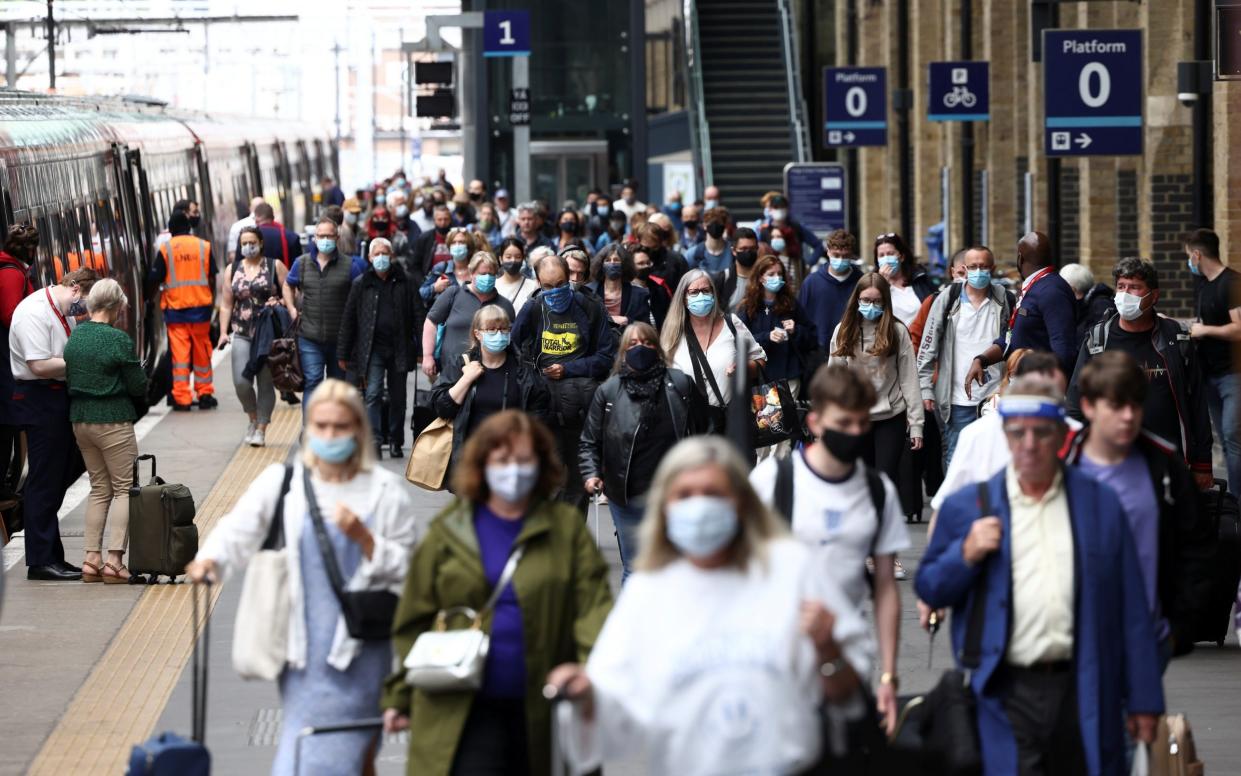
[486,462,539,503]
[1114,290,1148,322]
[240,243,261,259]
[665,496,738,558]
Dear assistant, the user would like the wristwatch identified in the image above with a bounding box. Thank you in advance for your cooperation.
[819,657,849,679]
[880,671,900,689]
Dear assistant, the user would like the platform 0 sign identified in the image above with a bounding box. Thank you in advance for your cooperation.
[928,61,989,121]
[784,163,847,238]
[1043,29,1143,156]
[483,11,530,57]
[823,67,887,148]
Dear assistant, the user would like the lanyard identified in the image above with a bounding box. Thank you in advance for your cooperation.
[1009,266,1054,328]
[45,288,71,337]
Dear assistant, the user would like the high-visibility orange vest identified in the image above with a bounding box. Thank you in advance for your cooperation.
[160,235,213,310]
[53,250,108,283]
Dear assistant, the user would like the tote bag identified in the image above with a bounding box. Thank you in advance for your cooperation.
[407,417,454,490]
[232,464,294,681]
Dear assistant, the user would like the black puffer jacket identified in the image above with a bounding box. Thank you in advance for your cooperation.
[337,263,425,374]
[430,346,551,462]
[578,368,707,506]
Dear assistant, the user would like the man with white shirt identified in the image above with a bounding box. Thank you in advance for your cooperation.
[916,379,1163,775]
[751,363,909,735]
[916,246,1014,466]
[9,269,94,581]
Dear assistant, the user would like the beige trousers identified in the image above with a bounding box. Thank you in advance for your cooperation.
[73,421,139,553]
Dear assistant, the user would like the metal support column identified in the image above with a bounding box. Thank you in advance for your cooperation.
[960,0,974,247]
[5,24,16,88]
[513,56,531,203]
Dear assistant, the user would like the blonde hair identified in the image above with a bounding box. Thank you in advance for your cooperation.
[660,268,722,358]
[86,277,128,313]
[635,436,786,572]
[468,251,499,274]
[468,305,512,351]
[300,379,376,472]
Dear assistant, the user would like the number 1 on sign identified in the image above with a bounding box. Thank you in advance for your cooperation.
[498,20,515,45]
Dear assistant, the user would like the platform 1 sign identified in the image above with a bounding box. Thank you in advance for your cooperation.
[1043,29,1143,156]
[784,163,847,237]
[483,11,530,57]
[823,67,887,148]
[928,61,989,121]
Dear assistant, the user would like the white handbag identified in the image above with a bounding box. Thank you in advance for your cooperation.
[404,545,524,693]
[232,465,294,681]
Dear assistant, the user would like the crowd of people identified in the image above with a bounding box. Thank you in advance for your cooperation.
[1,166,1236,774]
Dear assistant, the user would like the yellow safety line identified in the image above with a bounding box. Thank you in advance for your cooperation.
[28,407,302,775]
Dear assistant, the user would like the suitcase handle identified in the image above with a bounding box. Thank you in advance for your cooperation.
[294,718,384,776]
[132,454,157,487]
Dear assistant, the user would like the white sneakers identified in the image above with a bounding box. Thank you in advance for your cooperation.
[893,559,908,581]
[244,422,266,448]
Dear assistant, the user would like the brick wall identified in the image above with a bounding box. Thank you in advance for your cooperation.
[1117,169,1139,259]
[1150,173,1195,316]
[1061,165,1081,265]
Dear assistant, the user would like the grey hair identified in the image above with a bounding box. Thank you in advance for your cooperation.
[517,201,539,214]
[529,245,557,276]
[369,237,392,256]
[86,278,128,313]
[1058,263,1095,297]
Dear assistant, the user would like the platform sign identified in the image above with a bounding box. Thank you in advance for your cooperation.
[823,67,887,148]
[1043,29,1143,156]
[483,10,530,57]
[928,61,989,121]
[784,162,847,238]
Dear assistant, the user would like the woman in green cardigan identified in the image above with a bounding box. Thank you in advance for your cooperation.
[382,409,613,776]
[63,278,147,583]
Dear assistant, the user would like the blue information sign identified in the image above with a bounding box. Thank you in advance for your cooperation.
[928,61,990,122]
[784,163,847,238]
[823,67,887,148]
[483,11,530,57]
[1043,29,1143,156]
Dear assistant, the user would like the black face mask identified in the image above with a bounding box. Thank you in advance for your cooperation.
[188,215,201,228]
[373,220,389,230]
[647,246,666,263]
[635,267,652,281]
[624,344,660,373]
[735,249,758,268]
[683,220,699,231]
[469,191,484,202]
[820,428,867,463]
[610,220,626,233]
[435,225,450,236]
[706,222,726,240]
[560,221,576,233]
[502,260,524,276]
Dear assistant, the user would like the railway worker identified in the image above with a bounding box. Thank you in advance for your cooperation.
[252,203,303,269]
[154,200,201,254]
[227,196,267,263]
[9,267,97,581]
[1,223,37,479]
[152,211,217,412]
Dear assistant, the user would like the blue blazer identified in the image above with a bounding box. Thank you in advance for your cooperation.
[915,467,1164,776]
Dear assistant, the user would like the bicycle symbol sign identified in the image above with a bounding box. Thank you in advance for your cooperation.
[929,61,989,122]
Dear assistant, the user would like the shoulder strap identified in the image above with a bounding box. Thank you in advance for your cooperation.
[685,330,725,406]
[864,467,886,557]
[940,282,964,334]
[1087,319,1108,355]
[302,468,351,606]
[774,455,795,522]
[480,544,525,621]
[261,464,295,551]
[960,481,992,671]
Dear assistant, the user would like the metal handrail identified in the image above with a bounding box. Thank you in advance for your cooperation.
[776,0,812,162]
[682,0,713,190]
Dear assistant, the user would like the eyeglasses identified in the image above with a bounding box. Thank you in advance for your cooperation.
[479,327,511,334]
[1002,424,1060,442]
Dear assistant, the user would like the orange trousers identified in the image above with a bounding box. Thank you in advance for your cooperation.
[168,321,214,406]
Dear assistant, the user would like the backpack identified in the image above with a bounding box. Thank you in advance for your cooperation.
[939,282,1015,341]
[1085,315,1194,368]
[773,454,886,558]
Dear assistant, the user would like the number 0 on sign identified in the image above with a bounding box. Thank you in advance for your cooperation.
[822,67,888,148]
[1043,29,1143,156]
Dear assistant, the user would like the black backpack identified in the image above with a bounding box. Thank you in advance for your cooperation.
[773,454,886,559]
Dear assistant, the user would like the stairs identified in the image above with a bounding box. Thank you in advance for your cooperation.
[695,0,799,224]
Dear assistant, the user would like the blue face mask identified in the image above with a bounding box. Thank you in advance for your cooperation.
[395,204,410,218]
[375,195,386,205]
[666,496,738,558]
[450,244,469,261]
[473,273,496,293]
[481,330,510,353]
[687,293,715,317]
[1188,256,1201,276]
[858,301,884,321]
[704,198,718,210]
[603,263,623,279]
[543,284,573,314]
[770,237,786,253]
[966,268,991,289]
[596,205,610,217]
[372,254,392,273]
[668,203,682,213]
[308,433,357,464]
[763,276,786,293]
[316,238,336,255]
[878,256,900,272]
[829,258,853,275]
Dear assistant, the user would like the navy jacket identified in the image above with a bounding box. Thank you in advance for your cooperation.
[797,265,862,350]
[585,281,652,328]
[916,466,1164,776]
[511,289,617,380]
[737,300,817,382]
[996,270,1078,372]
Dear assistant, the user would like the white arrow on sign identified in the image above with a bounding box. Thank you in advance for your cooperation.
[1075,133,1092,149]
[844,131,856,142]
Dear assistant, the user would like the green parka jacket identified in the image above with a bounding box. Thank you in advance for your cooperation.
[381,497,614,776]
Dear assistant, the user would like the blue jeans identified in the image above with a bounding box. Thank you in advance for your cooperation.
[943,404,980,470]
[607,497,646,584]
[298,337,343,416]
[364,350,407,447]
[1207,372,1241,494]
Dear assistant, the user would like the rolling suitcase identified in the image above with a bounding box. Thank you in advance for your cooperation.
[1193,478,1241,645]
[292,718,385,776]
[126,581,212,775]
[129,454,198,581]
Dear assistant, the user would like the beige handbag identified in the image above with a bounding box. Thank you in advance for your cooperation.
[232,465,294,681]
[1150,714,1203,776]
[406,416,453,490]
[404,545,524,692]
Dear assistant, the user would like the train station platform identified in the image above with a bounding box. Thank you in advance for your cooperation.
[1,354,1240,774]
